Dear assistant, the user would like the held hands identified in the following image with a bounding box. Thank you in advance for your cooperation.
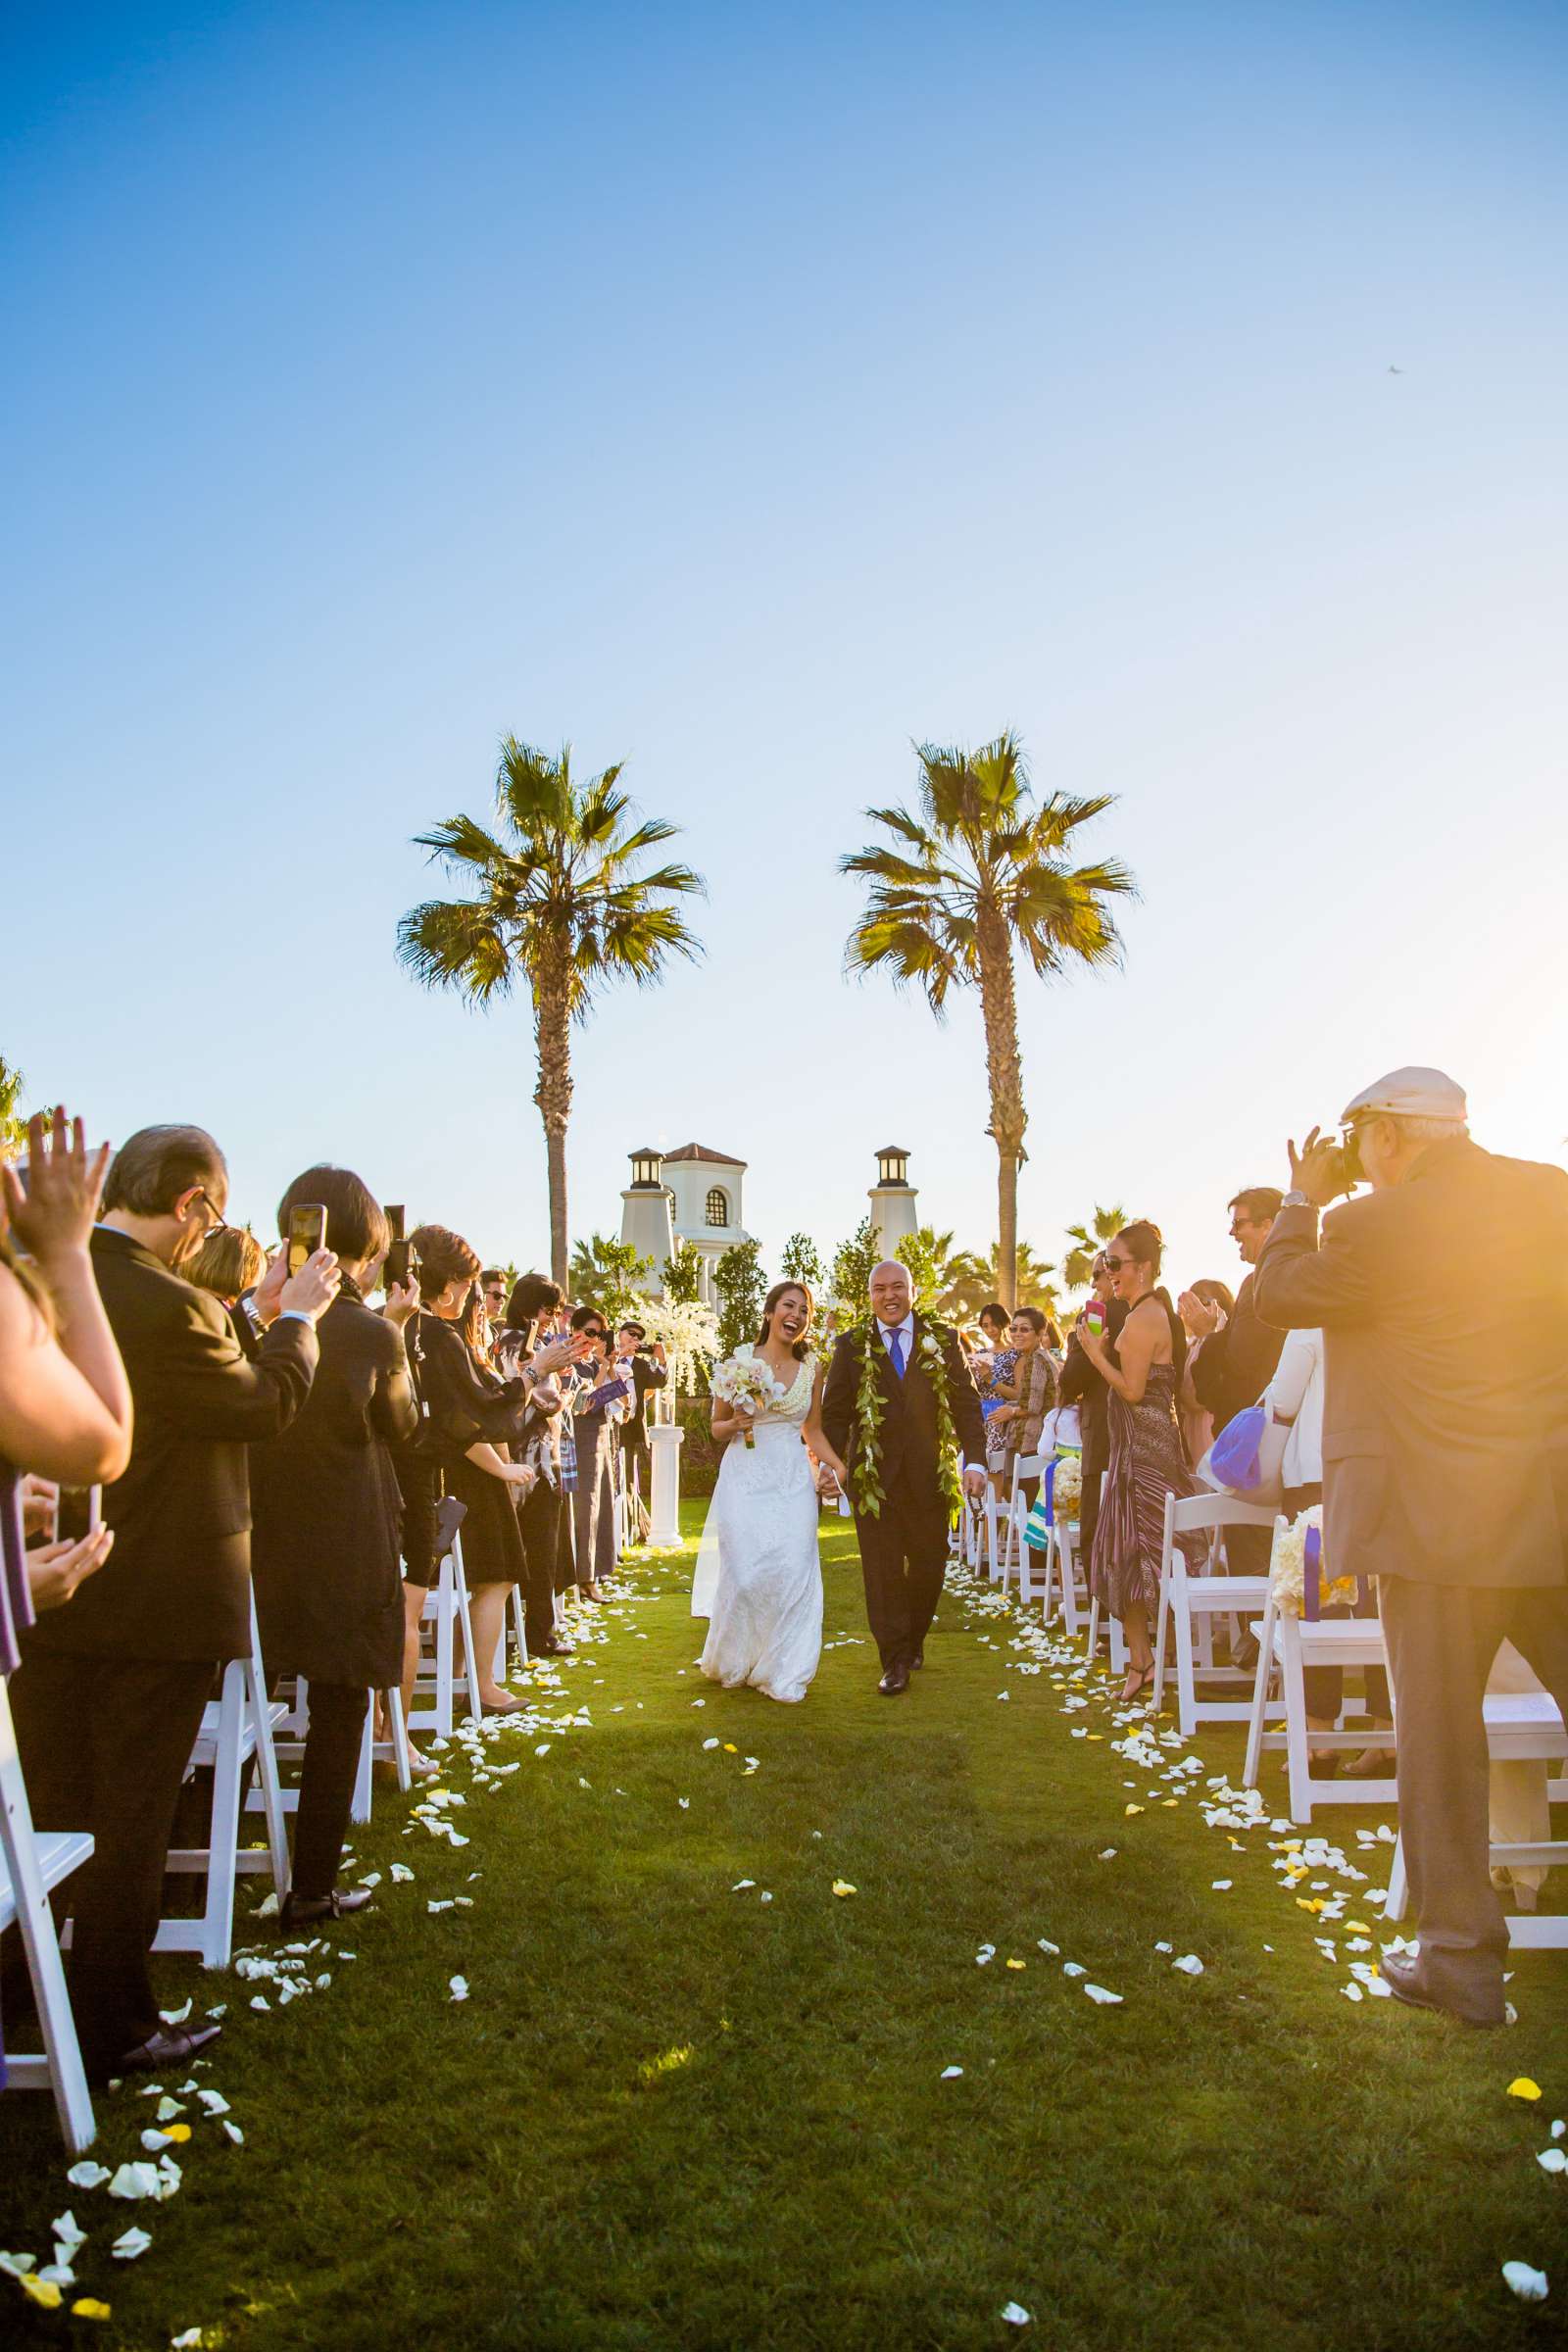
[0,1108,112,1265]
[28,1523,114,1612]
[1287,1125,1350,1209]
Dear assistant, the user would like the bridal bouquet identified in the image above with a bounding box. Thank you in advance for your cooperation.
[711,1353,787,1448]
[1269,1504,1357,1618]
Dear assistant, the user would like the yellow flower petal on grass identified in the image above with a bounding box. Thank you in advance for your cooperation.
[72,2299,112,2321]
[831,1881,858,1897]
[1124,1803,1145,1817]
[1508,2078,1543,2102]
[1005,1958,1027,1971]
[21,2276,63,2309]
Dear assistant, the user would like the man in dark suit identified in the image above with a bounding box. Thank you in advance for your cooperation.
[10,1124,337,2078]
[1252,1067,1568,2026]
[821,1260,986,1695]
[613,1320,668,1510]
[1188,1186,1285,1579]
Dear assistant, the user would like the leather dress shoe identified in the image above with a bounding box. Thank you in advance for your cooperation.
[112,2022,223,2078]
[878,1663,911,1696]
[279,1886,374,1929]
[1382,1949,1505,2028]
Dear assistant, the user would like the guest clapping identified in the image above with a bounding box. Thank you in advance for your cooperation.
[1076,1222,1206,1704]
[0,1108,133,1656]
[250,1167,419,1925]
[987,1307,1057,1495]
[9,1122,335,2078]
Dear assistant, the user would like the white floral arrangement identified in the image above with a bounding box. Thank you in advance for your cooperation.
[711,1350,789,1448]
[637,1297,719,1396]
[1269,1504,1356,1618]
[1051,1453,1082,1519]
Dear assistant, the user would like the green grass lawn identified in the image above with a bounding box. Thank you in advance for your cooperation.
[3,1505,1565,2350]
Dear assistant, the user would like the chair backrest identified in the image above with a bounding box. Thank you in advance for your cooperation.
[1164,1488,1277,1578]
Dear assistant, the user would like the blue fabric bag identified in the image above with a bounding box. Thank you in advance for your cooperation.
[1207,1406,1268,1491]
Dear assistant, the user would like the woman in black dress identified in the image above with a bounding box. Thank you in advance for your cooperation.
[493,1274,585,1659]
[250,1165,419,1924]
[1076,1220,1206,1703]
[408,1224,540,1712]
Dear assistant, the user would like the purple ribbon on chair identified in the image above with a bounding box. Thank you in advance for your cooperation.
[0,1461,34,1678]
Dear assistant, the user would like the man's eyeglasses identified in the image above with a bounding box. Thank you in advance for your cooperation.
[195,1189,229,1236]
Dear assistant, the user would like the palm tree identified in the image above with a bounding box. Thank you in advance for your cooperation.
[939,1240,1063,1324]
[1061,1202,1130,1292]
[0,1055,27,1159]
[842,734,1133,1306]
[398,739,704,1287]
[892,1224,959,1309]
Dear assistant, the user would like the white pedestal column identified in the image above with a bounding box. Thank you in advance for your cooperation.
[648,1421,685,1547]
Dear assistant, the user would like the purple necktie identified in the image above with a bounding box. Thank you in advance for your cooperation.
[886,1327,906,1379]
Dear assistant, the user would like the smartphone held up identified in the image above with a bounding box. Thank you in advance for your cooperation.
[287,1202,328,1277]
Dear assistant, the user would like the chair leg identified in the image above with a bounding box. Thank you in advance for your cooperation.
[1152,1570,1172,1713]
[433,1563,455,1738]
[1282,1620,1314,1824]
[509,1582,527,1672]
[247,1660,290,1899]
[453,1544,482,1726]
[1385,1835,1409,1921]
[387,1688,413,1792]
[1243,1600,1276,1787]
[350,1705,374,1827]
[1174,1580,1198,1738]
[204,1663,245,1968]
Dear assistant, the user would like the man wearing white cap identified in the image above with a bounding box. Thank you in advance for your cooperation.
[1251,1066,1568,2026]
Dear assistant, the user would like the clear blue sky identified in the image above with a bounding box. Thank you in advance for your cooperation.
[5,1,1565,1295]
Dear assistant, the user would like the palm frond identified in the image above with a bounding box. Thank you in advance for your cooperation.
[395,899,516,1002]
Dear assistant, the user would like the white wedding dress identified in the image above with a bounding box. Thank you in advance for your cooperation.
[692,1345,823,1704]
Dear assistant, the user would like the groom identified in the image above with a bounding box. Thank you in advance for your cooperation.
[821,1261,987,1696]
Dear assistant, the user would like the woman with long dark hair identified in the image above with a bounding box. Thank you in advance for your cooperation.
[1074,1221,1206,1703]
[693,1281,847,1703]
[494,1273,584,1659]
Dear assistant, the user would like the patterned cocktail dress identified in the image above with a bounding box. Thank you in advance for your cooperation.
[1089,1360,1206,1616]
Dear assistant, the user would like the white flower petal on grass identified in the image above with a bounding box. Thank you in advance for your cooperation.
[1536,2149,1567,2175]
[1083,1984,1123,2005]
[449,1976,469,2002]
[66,2163,111,2191]
[197,2090,230,2117]
[155,2096,185,2123]
[1037,1939,1059,1956]
[941,2066,964,2080]
[1172,1955,1204,1977]
[158,1998,192,2027]
[1000,2300,1032,2325]
[1154,1940,1173,1954]
[390,1864,415,1884]
[731,1880,756,1892]
[50,2212,85,2254]
[702,1737,719,1750]
[1501,2261,1548,2303]
[759,1891,773,1904]
[249,1994,270,2012]
[172,2331,207,2348]
[1342,1983,1364,2003]
[1210,1881,1232,1892]
[108,2164,162,2202]
[1062,1962,1086,1979]
[110,2228,152,2260]
[222,2121,244,2146]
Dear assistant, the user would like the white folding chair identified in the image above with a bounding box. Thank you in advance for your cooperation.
[350,1686,414,1824]
[410,1530,482,1739]
[1385,1691,1568,1947]
[1152,1492,1280,1737]
[1243,1576,1396,1824]
[155,1593,290,1968]
[0,1677,96,2150]
[1082,1473,1128,1676]
[1039,1510,1085,1636]
[1001,1455,1044,1596]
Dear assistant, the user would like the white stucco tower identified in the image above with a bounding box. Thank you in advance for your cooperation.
[867,1145,919,1255]
[662,1142,749,1300]
[620,1147,676,1284]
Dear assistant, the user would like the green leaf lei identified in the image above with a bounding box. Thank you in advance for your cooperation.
[848,1316,964,1523]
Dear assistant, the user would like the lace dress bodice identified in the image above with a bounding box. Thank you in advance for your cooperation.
[732,1344,814,1431]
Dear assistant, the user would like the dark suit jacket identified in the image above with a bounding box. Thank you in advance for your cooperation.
[26,1227,318,1663]
[1252,1136,1568,1590]
[1191,1270,1284,1432]
[820,1316,985,1511]
[250,1280,417,1688]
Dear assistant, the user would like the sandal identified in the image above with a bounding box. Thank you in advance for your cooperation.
[1119,1662,1156,1704]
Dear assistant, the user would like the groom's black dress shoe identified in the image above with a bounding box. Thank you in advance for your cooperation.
[878,1663,911,1696]
[1381,1950,1505,2028]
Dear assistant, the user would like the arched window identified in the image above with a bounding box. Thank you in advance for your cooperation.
[705,1186,729,1228]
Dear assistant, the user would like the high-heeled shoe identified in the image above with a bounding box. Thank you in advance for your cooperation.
[1119,1661,1156,1704]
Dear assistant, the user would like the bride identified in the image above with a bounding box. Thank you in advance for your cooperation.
[692,1281,848,1703]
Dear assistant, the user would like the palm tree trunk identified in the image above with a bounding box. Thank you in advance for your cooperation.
[976,907,1027,1311]
[532,955,574,1292]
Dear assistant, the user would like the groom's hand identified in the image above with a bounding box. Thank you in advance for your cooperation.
[961,1465,987,1500]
